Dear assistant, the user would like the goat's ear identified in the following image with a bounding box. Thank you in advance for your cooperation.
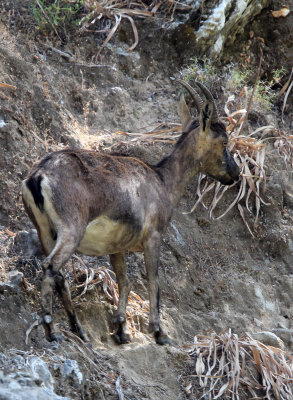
[199,101,214,134]
[178,94,192,131]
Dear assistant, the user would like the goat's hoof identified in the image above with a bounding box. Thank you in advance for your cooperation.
[48,332,63,343]
[77,328,89,343]
[154,331,172,345]
[71,323,89,342]
[113,313,126,325]
[114,332,132,345]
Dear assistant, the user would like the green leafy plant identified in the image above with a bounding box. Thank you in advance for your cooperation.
[184,58,285,110]
[183,57,218,86]
[31,0,84,37]
[227,66,286,109]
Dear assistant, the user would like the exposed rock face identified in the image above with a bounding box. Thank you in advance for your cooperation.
[169,0,269,59]
[195,0,269,56]
[0,354,86,400]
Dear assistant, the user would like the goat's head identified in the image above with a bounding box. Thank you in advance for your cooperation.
[178,80,240,186]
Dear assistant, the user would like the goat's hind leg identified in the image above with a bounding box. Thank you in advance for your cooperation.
[144,233,171,345]
[41,229,87,342]
[41,266,61,342]
[110,253,132,344]
[55,270,89,342]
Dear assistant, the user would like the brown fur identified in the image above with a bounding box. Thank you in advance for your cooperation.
[22,95,239,345]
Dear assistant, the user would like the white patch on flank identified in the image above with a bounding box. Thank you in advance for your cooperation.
[77,216,137,256]
[21,179,53,254]
[41,176,62,228]
[22,175,61,255]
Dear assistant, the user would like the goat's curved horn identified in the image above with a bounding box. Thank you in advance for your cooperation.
[194,81,219,122]
[176,79,203,114]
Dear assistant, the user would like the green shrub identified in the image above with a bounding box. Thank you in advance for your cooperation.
[31,0,84,37]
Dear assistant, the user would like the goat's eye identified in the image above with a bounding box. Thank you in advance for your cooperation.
[223,141,228,147]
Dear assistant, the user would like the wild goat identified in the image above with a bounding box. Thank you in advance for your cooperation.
[22,81,239,345]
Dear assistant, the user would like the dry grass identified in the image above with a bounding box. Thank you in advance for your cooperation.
[274,130,293,171]
[115,122,181,144]
[70,255,149,337]
[80,0,190,54]
[183,329,293,400]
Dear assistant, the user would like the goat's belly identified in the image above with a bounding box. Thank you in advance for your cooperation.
[77,216,142,256]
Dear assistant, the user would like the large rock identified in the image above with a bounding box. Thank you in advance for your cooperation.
[169,0,269,58]
[0,356,71,400]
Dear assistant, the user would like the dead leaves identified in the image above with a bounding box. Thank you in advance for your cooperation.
[184,330,293,399]
[272,7,290,18]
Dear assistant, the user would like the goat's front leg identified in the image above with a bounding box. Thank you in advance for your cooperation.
[144,233,171,345]
[110,252,132,344]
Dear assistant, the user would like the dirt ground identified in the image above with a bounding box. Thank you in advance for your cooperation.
[0,2,292,399]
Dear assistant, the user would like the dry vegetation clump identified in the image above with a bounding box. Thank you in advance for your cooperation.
[183,329,293,400]
[29,0,190,49]
[80,0,190,54]
[274,130,293,171]
[186,87,273,237]
[115,122,181,144]
[70,255,149,338]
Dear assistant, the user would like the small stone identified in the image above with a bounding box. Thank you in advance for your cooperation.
[253,318,264,328]
[61,359,83,385]
[252,331,285,349]
[7,271,23,286]
[14,230,43,258]
[0,282,20,294]
[272,328,293,350]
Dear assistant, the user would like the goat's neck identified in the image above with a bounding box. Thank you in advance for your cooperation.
[156,131,201,206]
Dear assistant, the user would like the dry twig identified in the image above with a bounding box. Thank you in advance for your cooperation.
[274,131,293,170]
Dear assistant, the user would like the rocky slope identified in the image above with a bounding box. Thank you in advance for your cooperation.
[0,1,292,399]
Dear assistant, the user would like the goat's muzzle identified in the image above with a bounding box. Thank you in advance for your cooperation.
[225,151,240,184]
